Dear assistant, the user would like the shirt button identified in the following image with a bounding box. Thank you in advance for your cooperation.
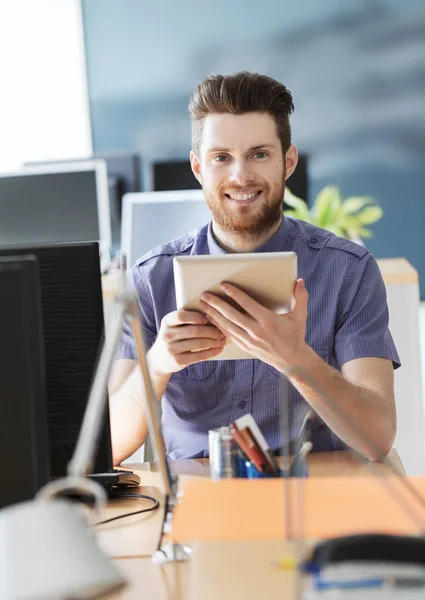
[309,237,318,244]
[181,368,189,377]
[237,400,247,409]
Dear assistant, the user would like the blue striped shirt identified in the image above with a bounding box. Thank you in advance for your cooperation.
[118,217,400,458]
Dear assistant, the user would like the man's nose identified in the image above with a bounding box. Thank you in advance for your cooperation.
[228,160,254,187]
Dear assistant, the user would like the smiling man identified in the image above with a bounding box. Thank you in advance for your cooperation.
[109,72,400,465]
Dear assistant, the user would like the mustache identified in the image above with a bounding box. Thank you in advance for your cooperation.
[218,182,270,195]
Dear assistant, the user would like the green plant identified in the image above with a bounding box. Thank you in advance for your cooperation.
[283,185,383,240]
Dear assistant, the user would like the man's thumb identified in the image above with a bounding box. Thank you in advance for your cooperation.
[292,278,308,315]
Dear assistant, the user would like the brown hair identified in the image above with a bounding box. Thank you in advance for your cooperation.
[188,71,294,156]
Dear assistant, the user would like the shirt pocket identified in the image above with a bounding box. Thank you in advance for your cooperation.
[168,361,219,416]
[173,362,218,380]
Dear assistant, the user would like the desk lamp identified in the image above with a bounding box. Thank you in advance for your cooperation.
[0,264,186,600]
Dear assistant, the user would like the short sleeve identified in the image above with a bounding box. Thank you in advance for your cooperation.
[115,266,157,361]
[334,253,401,369]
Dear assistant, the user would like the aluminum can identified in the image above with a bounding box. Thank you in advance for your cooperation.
[208,426,238,480]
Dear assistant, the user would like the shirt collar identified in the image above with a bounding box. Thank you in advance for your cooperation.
[207,216,290,255]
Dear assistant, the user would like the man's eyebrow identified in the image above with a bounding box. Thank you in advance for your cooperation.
[247,144,277,152]
[207,143,277,154]
[207,146,231,153]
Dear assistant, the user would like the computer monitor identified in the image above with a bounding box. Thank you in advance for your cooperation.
[95,152,141,252]
[24,153,141,252]
[92,151,141,196]
[2,160,111,269]
[0,242,112,478]
[0,256,50,507]
[152,153,309,203]
[285,152,309,204]
[153,160,200,192]
[121,190,211,267]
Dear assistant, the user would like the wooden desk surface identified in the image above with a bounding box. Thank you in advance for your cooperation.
[109,539,308,600]
[96,450,404,560]
[376,257,418,285]
[100,450,405,600]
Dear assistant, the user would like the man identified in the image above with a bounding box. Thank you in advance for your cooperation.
[109,71,400,465]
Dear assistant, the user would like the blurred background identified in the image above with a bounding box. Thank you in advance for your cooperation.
[1,0,425,473]
[1,0,424,290]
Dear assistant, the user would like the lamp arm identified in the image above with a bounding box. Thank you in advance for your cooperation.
[68,289,137,478]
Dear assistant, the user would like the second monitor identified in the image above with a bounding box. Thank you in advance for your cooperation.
[1,160,111,269]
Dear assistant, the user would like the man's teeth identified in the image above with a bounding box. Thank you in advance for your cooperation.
[229,192,258,201]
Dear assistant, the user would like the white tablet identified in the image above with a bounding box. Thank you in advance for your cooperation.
[173,252,297,360]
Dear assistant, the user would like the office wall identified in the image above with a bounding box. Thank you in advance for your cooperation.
[82,0,425,295]
[0,0,92,172]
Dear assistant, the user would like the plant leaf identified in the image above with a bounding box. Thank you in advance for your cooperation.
[356,227,374,239]
[357,206,383,225]
[324,224,347,238]
[284,188,307,210]
[283,209,298,219]
[283,189,313,222]
[283,208,314,224]
[341,196,375,214]
[314,186,341,226]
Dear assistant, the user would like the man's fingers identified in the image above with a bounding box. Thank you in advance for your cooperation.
[219,282,267,321]
[205,315,227,336]
[200,295,253,332]
[170,337,226,354]
[178,346,224,364]
[201,303,250,343]
[164,324,225,342]
[163,310,208,327]
[291,278,308,319]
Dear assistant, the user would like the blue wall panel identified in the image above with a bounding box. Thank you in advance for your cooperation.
[82,0,425,294]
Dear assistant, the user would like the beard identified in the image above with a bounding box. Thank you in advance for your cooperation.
[204,178,285,235]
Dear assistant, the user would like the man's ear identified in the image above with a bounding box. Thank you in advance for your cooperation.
[284,145,299,181]
[190,150,203,186]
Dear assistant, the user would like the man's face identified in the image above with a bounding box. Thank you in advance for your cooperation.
[190,112,297,235]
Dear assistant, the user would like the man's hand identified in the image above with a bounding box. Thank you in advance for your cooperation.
[199,279,308,372]
[148,310,226,377]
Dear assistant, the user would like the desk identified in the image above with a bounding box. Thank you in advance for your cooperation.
[102,258,425,475]
[97,450,405,599]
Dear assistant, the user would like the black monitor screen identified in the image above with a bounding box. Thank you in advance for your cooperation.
[0,170,100,246]
[0,242,112,477]
[0,256,50,507]
[286,153,308,204]
[153,161,201,192]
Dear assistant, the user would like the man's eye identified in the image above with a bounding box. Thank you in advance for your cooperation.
[253,151,267,159]
[214,155,228,162]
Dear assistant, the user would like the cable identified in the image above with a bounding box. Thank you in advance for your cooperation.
[93,493,160,527]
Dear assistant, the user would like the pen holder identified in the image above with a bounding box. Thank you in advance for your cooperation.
[244,458,308,479]
[207,426,309,480]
